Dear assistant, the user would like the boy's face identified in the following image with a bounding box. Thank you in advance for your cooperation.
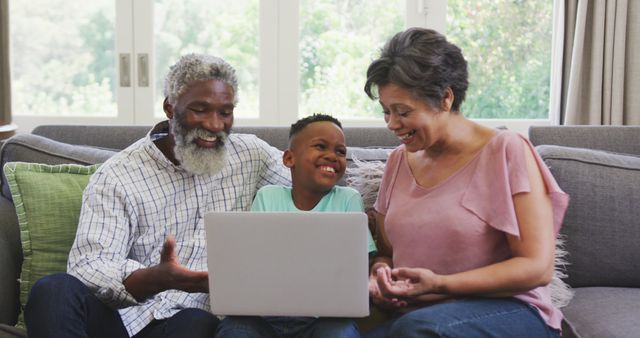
[284,121,347,193]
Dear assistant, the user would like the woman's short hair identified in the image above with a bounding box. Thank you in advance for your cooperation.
[163,53,239,105]
[364,28,468,112]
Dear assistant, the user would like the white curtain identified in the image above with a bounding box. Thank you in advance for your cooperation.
[556,0,640,125]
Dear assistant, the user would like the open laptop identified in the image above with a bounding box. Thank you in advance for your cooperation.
[204,211,370,317]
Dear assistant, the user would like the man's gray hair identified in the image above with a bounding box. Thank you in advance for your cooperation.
[163,53,239,104]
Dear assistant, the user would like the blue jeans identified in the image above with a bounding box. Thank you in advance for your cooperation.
[363,298,560,338]
[24,273,219,338]
[216,315,361,338]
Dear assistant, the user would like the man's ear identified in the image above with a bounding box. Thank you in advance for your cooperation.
[283,149,295,168]
[163,97,174,119]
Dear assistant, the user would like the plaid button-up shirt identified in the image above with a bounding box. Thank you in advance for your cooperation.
[67,122,290,336]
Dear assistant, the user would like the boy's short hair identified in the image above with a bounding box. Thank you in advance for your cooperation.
[289,113,343,140]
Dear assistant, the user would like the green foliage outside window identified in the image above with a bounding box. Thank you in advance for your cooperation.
[11,0,552,120]
[300,0,552,120]
[448,0,553,119]
[299,0,404,119]
[153,0,260,118]
[11,0,117,116]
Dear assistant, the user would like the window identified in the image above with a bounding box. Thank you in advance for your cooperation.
[10,0,556,133]
[153,0,259,119]
[10,0,117,117]
[298,0,405,119]
[447,0,553,120]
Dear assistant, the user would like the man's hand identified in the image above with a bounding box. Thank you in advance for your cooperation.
[155,236,209,293]
[123,236,209,301]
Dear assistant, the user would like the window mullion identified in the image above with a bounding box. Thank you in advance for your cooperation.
[132,0,155,125]
[276,0,299,125]
[116,0,135,124]
[258,0,279,125]
[405,0,447,32]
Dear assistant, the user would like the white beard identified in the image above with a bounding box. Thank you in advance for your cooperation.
[170,120,228,176]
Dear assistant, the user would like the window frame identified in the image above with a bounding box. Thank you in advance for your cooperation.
[12,0,560,135]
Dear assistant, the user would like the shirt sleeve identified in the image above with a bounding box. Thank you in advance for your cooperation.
[66,170,140,308]
[461,132,569,237]
[255,137,291,188]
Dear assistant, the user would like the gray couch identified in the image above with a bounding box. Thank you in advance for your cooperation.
[1,124,639,337]
[529,126,640,338]
[0,124,399,337]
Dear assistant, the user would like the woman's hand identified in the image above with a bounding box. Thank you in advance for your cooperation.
[377,267,441,299]
[369,265,407,309]
[370,263,452,310]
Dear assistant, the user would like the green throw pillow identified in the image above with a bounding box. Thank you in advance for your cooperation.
[3,162,100,327]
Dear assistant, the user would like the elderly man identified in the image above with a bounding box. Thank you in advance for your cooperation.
[24,54,290,338]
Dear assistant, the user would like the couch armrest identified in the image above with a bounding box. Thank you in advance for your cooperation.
[0,197,21,326]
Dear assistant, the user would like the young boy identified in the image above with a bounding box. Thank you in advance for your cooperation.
[216,114,376,338]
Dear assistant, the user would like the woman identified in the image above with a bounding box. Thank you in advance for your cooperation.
[363,28,568,337]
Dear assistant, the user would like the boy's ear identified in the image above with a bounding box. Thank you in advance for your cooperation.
[283,149,294,168]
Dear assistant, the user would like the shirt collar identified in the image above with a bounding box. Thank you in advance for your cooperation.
[144,120,181,171]
[148,120,171,141]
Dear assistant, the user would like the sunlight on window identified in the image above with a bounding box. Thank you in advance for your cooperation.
[153,0,259,118]
[299,0,404,120]
[10,0,117,116]
[447,0,553,119]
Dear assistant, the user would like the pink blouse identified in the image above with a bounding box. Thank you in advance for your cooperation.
[374,130,569,330]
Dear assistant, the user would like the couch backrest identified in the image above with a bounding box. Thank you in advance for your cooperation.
[529,125,640,155]
[531,126,640,288]
[32,125,400,151]
[32,125,150,150]
[4,124,400,201]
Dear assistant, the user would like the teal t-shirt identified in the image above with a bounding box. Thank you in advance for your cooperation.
[251,185,377,254]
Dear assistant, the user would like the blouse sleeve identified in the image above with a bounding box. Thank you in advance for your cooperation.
[373,146,404,215]
[461,132,569,237]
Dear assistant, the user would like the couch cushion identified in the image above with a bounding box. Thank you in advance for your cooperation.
[0,134,116,200]
[536,145,640,287]
[562,287,640,338]
[346,158,387,210]
[3,162,100,327]
[344,147,393,205]
[347,146,393,162]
